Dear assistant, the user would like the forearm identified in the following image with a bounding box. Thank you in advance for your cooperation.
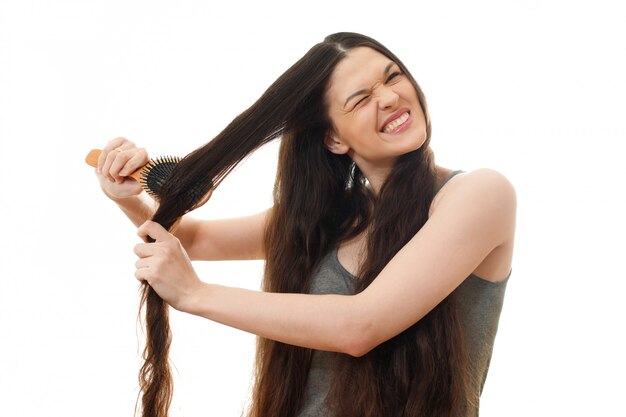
[186,283,369,356]
[111,193,200,252]
[110,192,156,228]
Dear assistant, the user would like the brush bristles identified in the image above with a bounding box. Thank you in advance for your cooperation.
[139,156,182,200]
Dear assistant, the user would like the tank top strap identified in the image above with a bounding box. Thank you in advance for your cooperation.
[435,169,465,194]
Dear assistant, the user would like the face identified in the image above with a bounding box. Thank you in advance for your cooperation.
[325,47,428,173]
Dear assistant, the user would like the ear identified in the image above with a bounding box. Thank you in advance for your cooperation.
[323,133,350,155]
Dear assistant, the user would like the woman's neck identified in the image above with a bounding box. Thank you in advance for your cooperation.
[352,159,395,194]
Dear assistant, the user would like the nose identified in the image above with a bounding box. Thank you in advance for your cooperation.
[376,85,399,110]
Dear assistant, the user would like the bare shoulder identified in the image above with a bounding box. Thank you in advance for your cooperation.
[440,168,516,228]
[429,168,516,281]
[431,168,517,221]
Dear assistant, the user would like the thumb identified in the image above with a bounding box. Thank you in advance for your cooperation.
[137,220,172,243]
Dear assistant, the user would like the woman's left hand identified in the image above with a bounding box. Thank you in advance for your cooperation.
[134,220,204,312]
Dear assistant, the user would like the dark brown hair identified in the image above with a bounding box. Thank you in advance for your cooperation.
[137,32,474,417]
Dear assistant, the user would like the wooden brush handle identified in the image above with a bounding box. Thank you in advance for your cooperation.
[86,148,212,208]
[85,149,144,182]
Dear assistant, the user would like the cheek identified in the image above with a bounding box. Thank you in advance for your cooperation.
[356,105,380,134]
[417,130,427,148]
[414,120,428,149]
[338,110,374,140]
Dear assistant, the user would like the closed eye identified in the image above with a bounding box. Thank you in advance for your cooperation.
[352,95,370,109]
[386,71,402,83]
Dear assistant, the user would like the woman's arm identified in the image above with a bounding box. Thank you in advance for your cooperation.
[110,195,269,261]
[134,168,516,357]
[175,209,270,261]
[97,137,269,261]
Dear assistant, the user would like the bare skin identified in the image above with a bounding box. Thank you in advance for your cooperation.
[96,47,516,357]
[95,137,268,261]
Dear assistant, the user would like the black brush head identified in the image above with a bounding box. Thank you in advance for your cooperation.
[139,156,212,210]
[139,156,182,200]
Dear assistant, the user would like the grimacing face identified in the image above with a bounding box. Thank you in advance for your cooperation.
[325,47,427,174]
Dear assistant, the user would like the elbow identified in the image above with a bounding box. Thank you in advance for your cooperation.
[340,317,377,358]
[345,343,374,358]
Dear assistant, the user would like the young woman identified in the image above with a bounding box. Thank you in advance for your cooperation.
[95,32,516,417]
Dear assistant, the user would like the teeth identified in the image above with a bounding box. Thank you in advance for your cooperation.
[383,112,409,133]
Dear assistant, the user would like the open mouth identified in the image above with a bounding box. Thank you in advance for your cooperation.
[381,111,410,134]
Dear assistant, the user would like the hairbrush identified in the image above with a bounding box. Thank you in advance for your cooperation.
[85,149,212,207]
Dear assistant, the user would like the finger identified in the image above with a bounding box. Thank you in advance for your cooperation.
[120,148,149,177]
[138,220,173,243]
[103,137,134,153]
[135,268,148,283]
[135,257,151,269]
[134,242,156,258]
[101,149,121,182]
[109,150,134,183]
[98,137,128,173]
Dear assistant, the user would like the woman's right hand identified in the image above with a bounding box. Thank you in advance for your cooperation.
[95,137,150,201]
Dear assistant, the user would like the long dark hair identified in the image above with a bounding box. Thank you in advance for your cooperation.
[137,32,474,417]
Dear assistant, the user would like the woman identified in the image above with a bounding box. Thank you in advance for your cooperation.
[95,32,516,417]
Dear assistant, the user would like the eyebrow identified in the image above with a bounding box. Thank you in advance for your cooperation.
[343,61,397,108]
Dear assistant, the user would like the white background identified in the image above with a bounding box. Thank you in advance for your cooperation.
[1,0,624,416]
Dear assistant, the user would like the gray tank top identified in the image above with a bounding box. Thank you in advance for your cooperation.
[296,170,510,417]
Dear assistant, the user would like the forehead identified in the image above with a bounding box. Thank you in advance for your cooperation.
[327,46,394,105]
